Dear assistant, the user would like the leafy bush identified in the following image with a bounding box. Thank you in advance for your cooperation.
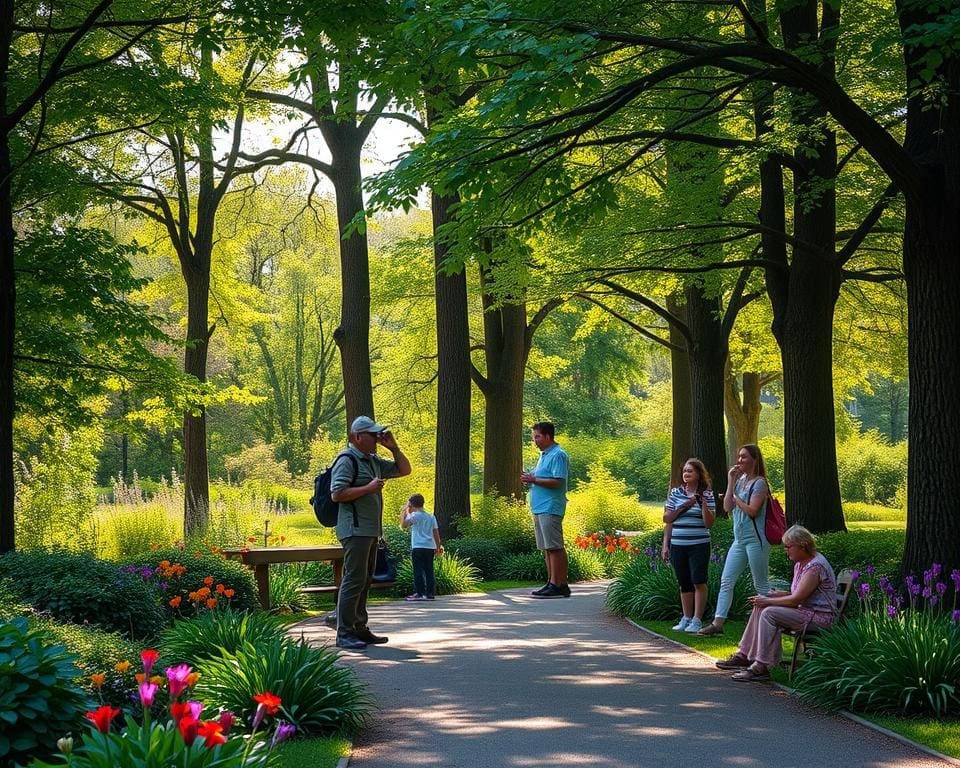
[0,550,165,640]
[30,618,142,711]
[795,611,960,716]
[565,464,656,537]
[445,538,505,581]
[95,503,181,560]
[813,529,905,578]
[0,618,92,765]
[836,431,907,504]
[606,553,754,621]
[567,548,606,581]
[495,552,546,582]
[124,548,259,618]
[269,563,314,614]
[758,437,785,492]
[394,552,480,596]
[842,502,905,523]
[197,638,369,735]
[607,435,672,500]
[382,523,410,563]
[159,609,287,666]
[459,494,536,554]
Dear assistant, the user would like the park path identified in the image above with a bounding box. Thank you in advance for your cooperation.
[294,582,948,768]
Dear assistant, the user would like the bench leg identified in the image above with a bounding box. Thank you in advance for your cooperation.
[254,564,270,611]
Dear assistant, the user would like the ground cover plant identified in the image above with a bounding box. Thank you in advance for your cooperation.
[394,552,480,596]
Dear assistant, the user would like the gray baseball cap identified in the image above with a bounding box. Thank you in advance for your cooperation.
[351,415,388,434]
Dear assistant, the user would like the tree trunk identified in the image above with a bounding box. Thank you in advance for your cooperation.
[181,258,211,537]
[724,364,763,453]
[479,270,527,498]
[685,284,729,497]
[667,294,691,490]
[0,121,14,553]
[432,191,472,537]
[899,4,960,577]
[767,0,845,533]
[331,154,375,423]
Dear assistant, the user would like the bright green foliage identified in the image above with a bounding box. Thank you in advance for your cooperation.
[836,431,907,504]
[159,610,287,666]
[30,619,143,711]
[0,551,165,640]
[495,552,547,582]
[382,523,411,564]
[268,564,314,614]
[459,495,536,555]
[124,549,259,619]
[795,611,960,717]
[0,618,91,765]
[606,553,754,621]
[445,538,505,581]
[565,463,657,536]
[197,638,369,736]
[567,549,606,581]
[394,553,480,596]
[31,714,275,768]
[813,529,906,579]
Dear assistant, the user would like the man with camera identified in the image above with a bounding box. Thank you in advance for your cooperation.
[331,415,411,649]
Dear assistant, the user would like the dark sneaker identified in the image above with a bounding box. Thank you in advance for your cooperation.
[426,595,435,600]
[531,583,570,599]
[323,611,337,628]
[732,663,770,682]
[715,653,751,670]
[335,634,368,650]
[531,583,551,596]
[355,629,388,645]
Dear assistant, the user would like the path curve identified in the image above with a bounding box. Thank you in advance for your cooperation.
[294,582,948,768]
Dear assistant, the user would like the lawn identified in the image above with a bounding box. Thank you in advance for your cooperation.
[275,736,350,767]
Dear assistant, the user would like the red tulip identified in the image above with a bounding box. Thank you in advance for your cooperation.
[198,720,227,747]
[178,716,199,746]
[85,705,120,734]
[140,649,159,675]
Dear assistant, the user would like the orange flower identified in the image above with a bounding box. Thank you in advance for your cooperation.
[188,591,199,602]
[224,589,235,599]
[198,586,211,598]
[186,672,201,687]
[216,583,225,594]
[135,673,146,685]
[203,576,214,587]
[605,544,616,554]
[253,691,282,715]
[205,598,217,609]
[194,551,202,558]
[114,660,131,674]
[279,535,286,543]
[169,595,182,608]
[247,537,257,543]
[159,560,171,569]
[90,673,105,688]
[150,675,164,686]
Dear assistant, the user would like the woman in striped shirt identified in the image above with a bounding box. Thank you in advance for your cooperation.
[661,458,716,633]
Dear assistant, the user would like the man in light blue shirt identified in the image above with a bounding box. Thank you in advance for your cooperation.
[520,421,570,599]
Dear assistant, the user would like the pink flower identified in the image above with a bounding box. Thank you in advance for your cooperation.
[139,682,158,708]
[166,664,192,699]
[218,711,236,735]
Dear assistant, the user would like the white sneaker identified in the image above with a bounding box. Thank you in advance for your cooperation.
[685,618,703,633]
[671,617,691,631]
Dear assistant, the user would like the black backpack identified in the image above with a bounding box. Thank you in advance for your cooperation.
[310,453,359,527]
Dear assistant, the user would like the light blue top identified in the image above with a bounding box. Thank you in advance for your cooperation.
[529,443,569,516]
[733,475,768,544]
[407,509,438,549]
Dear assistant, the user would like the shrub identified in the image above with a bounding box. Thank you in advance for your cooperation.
[124,548,259,618]
[197,637,369,735]
[394,552,480,596]
[445,538,505,581]
[0,618,92,765]
[606,552,754,621]
[567,548,606,582]
[459,494,536,554]
[31,618,143,711]
[495,552,546,582]
[269,563,314,614]
[836,431,907,504]
[813,529,905,578]
[565,464,656,536]
[382,523,410,563]
[573,532,641,577]
[607,435,672,500]
[0,550,165,640]
[795,610,960,716]
[159,609,287,666]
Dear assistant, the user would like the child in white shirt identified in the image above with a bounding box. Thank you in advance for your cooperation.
[400,493,443,601]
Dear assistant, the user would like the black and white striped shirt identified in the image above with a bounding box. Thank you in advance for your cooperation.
[666,487,715,547]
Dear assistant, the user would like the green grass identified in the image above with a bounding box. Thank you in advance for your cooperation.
[860,715,960,759]
[274,735,350,767]
[635,619,957,757]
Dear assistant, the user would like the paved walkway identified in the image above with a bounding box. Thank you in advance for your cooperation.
[294,582,948,768]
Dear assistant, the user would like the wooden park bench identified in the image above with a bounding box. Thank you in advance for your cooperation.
[223,544,395,611]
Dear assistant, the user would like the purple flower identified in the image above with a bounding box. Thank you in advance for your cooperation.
[932,563,942,579]
[271,722,297,747]
[858,583,871,599]
[923,569,933,586]
[936,581,948,595]
[951,570,960,590]
[930,595,940,607]
[849,570,861,583]
[865,564,875,576]
[953,610,960,624]
[139,567,154,580]
[159,582,169,591]
[909,583,922,596]
[166,664,192,699]
[886,604,898,617]
[922,587,932,600]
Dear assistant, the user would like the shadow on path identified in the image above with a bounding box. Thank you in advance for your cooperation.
[294,582,946,768]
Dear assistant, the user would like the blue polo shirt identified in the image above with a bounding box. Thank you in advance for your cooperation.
[529,443,569,516]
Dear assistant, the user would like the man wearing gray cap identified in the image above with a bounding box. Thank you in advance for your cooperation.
[330,415,411,649]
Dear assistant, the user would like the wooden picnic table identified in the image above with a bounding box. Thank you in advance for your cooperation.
[223,545,344,610]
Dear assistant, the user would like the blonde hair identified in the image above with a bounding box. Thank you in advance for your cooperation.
[782,525,816,555]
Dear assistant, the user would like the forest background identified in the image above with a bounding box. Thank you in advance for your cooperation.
[2,0,952,577]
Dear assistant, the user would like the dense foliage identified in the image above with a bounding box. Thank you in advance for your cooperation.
[159,609,288,666]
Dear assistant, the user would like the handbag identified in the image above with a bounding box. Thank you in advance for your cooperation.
[371,537,396,583]
[747,479,787,545]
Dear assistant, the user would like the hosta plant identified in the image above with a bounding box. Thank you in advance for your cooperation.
[0,618,91,765]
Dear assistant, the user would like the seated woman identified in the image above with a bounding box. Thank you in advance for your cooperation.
[715,524,837,681]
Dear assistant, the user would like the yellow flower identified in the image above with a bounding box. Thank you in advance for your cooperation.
[114,660,131,674]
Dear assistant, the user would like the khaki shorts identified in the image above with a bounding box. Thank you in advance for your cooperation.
[533,513,565,551]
